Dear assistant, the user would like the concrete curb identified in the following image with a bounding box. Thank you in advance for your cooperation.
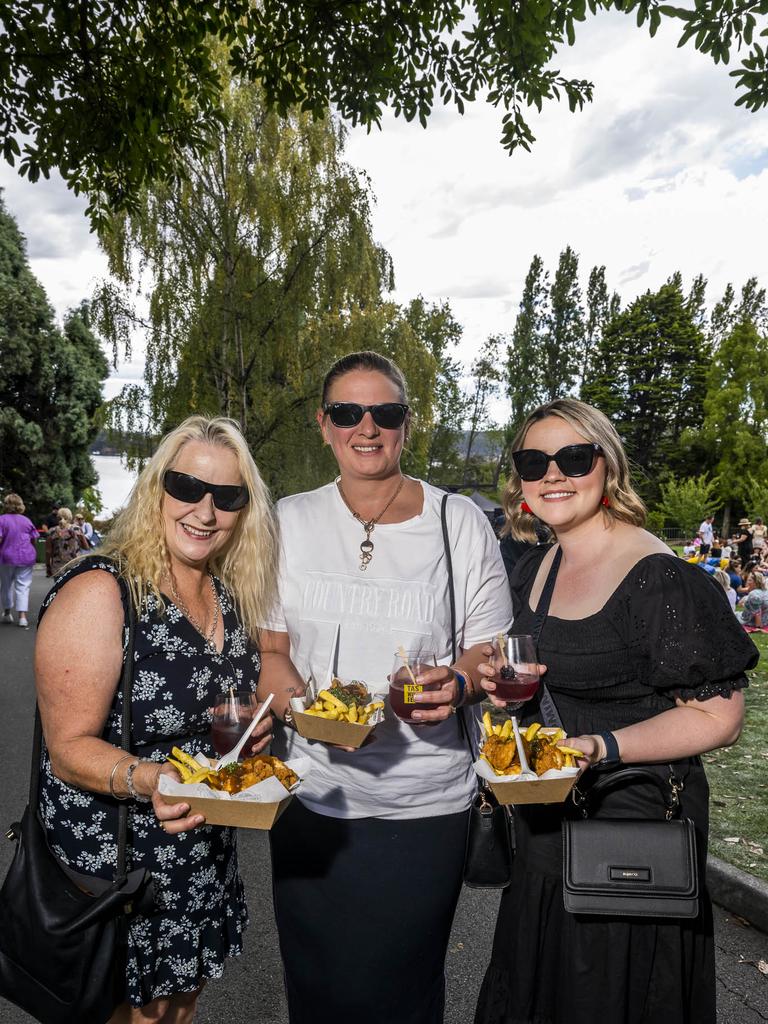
[707,855,768,933]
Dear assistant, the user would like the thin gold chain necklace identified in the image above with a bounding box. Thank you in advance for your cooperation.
[170,571,220,649]
[336,475,406,571]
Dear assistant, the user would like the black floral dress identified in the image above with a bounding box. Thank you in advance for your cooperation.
[475,549,759,1024]
[38,556,261,1007]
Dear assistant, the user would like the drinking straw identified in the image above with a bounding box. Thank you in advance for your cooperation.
[496,633,508,667]
[396,645,418,686]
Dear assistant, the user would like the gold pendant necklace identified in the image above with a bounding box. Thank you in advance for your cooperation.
[170,571,220,650]
[336,476,406,571]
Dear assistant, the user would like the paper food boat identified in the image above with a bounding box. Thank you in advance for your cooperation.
[291,693,384,748]
[291,623,383,748]
[158,753,309,829]
[473,724,582,805]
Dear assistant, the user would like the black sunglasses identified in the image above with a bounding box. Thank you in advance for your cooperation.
[323,402,409,429]
[512,443,604,481]
[163,470,250,511]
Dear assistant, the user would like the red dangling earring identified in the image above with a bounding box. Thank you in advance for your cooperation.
[521,501,534,515]
[601,496,611,508]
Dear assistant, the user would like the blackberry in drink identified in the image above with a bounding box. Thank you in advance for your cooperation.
[491,635,540,710]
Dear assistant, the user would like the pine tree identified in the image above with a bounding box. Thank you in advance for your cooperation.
[507,254,547,430]
[0,199,108,518]
[462,335,502,485]
[701,319,768,530]
[543,245,583,400]
[581,264,611,390]
[582,279,710,500]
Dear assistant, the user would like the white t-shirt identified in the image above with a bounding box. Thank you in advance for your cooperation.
[699,520,714,545]
[265,480,513,820]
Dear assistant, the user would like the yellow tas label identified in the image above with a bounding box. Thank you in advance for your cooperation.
[403,684,423,704]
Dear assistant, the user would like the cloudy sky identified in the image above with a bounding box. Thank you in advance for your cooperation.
[2,8,767,402]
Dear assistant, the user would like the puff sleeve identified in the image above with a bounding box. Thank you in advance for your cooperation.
[619,555,758,701]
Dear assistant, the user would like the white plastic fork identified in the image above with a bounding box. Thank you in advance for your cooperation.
[215,693,274,768]
[511,715,538,780]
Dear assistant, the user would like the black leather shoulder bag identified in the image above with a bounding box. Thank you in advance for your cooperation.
[562,766,699,919]
[0,594,154,1024]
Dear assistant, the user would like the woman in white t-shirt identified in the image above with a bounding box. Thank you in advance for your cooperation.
[260,351,513,1024]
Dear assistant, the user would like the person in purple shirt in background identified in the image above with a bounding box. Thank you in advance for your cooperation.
[0,492,39,629]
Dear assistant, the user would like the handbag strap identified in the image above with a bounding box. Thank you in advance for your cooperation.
[577,766,683,820]
[440,495,475,756]
[29,582,137,882]
[526,546,564,729]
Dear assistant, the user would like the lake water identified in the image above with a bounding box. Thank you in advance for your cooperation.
[91,455,137,516]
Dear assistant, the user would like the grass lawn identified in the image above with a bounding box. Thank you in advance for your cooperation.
[705,632,768,881]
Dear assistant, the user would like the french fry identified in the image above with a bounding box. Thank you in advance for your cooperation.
[482,711,493,737]
[318,689,347,711]
[500,719,513,740]
[524,722,542,742]
[555,745,584,757]
[172,747,203,773]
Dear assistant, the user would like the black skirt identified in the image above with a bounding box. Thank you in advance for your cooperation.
[474,761,715,1024]
[269,799,468,1024]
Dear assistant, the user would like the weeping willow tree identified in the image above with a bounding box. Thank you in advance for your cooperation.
[94,67,448,495]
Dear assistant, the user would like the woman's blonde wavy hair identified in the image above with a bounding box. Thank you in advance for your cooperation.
[96,416,279,640]
[502,398,646,542]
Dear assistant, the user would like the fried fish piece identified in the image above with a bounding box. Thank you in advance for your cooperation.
[482,735,519,774]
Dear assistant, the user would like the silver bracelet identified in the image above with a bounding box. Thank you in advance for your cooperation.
[108,753,134,801]
[125,758,153,803]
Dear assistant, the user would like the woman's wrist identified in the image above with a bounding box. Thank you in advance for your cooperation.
[451,668,479,706]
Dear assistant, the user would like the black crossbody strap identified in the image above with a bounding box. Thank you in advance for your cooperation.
[440,494,478,758]
[116,595,137,879]
[525,546,564,729]
[440,494,458,665]
[29,578,137,882]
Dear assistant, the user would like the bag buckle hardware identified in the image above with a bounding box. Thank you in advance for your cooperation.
[570,784,588,818]
[5,823,19,842]
[666,771,683,820]
[477,790,493,813]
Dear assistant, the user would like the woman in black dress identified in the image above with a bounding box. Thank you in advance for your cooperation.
[475,398,758,1024]
[35,416,291,1023]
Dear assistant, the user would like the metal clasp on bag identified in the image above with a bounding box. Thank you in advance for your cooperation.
[5,823,19,842]
[477,790,493,814]
[570,784,589,819]
[666,771,684,821]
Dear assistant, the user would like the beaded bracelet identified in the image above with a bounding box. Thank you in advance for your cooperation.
[108,753,134,801]
[125,758,153,803]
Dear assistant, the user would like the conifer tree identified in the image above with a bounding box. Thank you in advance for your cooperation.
[507,254,547,430]
[0,198,107,517]
[543,245,583,400]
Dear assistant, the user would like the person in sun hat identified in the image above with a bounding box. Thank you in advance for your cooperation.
[734,517,753,562]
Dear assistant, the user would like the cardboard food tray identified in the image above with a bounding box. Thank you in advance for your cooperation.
[474,725,583,805]
[290,695,382,748]
[158,754,309,830]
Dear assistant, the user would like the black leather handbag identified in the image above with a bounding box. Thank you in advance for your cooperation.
[562,767,699,919]
[441,494,514,889]
[0,599,154,1023]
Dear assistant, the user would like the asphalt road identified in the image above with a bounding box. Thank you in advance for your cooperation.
[0,567,766,1023]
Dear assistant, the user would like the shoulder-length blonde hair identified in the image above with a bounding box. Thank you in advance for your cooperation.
[97,416,279,640]
[502,398,646,542]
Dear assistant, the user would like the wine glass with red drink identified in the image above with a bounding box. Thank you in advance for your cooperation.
[211,691,259,758]
[490,634,540,711]
[389,647,438,723]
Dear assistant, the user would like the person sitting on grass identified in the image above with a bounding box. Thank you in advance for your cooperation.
[736,570,768,628]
